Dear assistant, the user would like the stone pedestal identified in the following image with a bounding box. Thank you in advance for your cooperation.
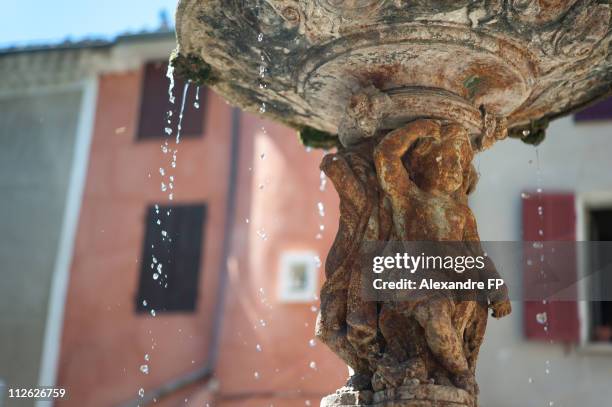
[321,384,473,407]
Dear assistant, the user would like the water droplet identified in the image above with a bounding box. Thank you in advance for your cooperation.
[537,187,543,193]
[161,230,168,237]
[317,202,325,217]
[144,354,150,361]
[164,127,172,135]
[536,312,547,325]
[256,344,262,352]
[522,129,531,136]
[140,364,149,375]
[257,33,263,42]
[138,388,145,398]
[532,242,544,249]
[314,256,321,268]
[245,218,250,224]
[260,153,266,160]
[309,339,316,347]
[549,402,554,406]
[521,192,530,199]
[435,156,442,162]
[528,377,533,384]
[319,171,327,191]
[150,309,156,317]
[254,371,260,379]
[258,184,264,190]
[259,103,266,114]
[310,305,318,312]
[309,361,317,370]
[305,401,311,406]
[153,273,159,280]
[256,229,268,241]
[142,300,148,307]
[161,182,167,192]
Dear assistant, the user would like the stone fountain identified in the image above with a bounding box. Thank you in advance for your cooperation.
[172,1,612,406]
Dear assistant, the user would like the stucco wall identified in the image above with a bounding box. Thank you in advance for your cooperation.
[0,88,82,404]
[472,116,612,407]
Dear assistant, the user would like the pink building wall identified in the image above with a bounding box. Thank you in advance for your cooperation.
[57,64,346,406]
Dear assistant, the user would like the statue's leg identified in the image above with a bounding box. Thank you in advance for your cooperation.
[346,262,379,365]
[316,277,372,387]
[412,295,475,394]
[464,302,488,379]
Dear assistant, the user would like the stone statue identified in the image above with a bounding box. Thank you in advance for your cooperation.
[318,119,511,406]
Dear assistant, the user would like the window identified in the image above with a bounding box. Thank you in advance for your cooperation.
[137,60,205,140]
[278,251,319,303]
[574,96,612,122]
[587,208,612,343]
[136,204,207,313]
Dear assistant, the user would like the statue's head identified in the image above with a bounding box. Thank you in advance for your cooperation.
[407,124,475,196]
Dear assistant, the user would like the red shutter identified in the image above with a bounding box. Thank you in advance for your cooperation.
[522,192,580,343]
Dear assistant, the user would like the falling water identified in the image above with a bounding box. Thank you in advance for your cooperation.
[194,86,201,109]
[175,83,189,145]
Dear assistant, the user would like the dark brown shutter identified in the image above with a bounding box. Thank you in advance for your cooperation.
[522,192,580,343]
[137,61,206,140]
[136,204,207,313]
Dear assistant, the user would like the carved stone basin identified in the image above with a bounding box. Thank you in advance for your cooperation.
[174,0,612,143]
[173,2,612,407]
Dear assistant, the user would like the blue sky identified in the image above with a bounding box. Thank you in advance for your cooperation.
[1,0,178,47]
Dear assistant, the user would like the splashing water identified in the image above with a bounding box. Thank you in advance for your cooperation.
[194,86,200,109]
[536,312,547,325]
[319,171,327,192]
[166,64,176,104]
[175,83,189,145]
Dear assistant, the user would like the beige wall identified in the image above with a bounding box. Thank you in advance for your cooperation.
[0,88,83,406]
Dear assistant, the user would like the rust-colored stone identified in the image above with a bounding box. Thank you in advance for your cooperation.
[317,119,511,407]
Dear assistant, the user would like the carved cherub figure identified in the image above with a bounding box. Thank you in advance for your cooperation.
[316,139,392,390]
[372,119,511,394]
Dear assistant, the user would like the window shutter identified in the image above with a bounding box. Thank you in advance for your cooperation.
[137,61,205,140]
[522,193,580,343]
[136,204,207,313]
[575,96,612,122]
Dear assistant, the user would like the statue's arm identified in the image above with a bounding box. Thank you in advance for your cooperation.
[320,152,367,210]
[374,119,440,199]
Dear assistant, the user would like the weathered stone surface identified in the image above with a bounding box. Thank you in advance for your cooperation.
[321,383,473,406]
[314,119,511,406]
[175,0,612,142]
